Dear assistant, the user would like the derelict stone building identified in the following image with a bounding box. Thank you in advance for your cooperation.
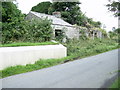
[26,11,103,40]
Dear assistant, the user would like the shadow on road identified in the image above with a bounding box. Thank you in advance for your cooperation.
[99,73,119,88]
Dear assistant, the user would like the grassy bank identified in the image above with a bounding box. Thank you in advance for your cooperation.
[0,41,59,47]
[0,38,119,78]
[109,70,120,89]
[63,38,119,57]
[109,77,120,89]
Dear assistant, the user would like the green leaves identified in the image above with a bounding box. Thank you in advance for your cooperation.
[27,18,53,42]
[1,1,53,44]
[106,1,120,17]
[1,2,23,23]
[31,2,52,14]
[31,1,102,28]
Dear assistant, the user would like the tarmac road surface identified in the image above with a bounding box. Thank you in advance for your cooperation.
[1,49,119,88]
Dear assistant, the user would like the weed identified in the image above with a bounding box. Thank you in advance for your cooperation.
[1,38,119,78]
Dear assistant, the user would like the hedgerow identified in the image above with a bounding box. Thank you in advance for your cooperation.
[2,18,53,44]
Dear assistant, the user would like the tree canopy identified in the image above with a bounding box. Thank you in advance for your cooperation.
[31,2,52,14]
[106,0,120,17]
[31,1,102,28]
[1,1,24,23]
[1,1,53,44]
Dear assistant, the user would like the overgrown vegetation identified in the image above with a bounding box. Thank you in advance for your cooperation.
[54,27,67,42]
[0,1,119,79]
[1,2,53,44]
[109,76,120,89]
[109,70,120,89]
[31,1,52,14]
[1,38,119,78]
[2,18,53,44]
[64,38,119,56]
[108,28,120,43]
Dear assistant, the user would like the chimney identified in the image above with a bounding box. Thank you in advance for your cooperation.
[52,12,61,18]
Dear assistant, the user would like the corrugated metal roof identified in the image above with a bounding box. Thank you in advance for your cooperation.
[30,11,72,26]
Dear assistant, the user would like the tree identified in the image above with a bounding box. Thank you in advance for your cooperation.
[114,28,120,34]
[107,0,120,42]
[106,0,120,17]
[86,18,101,28]
[31,2,52,14]
[1,1,53,44]
[1,1,26,43]
[31,1,83,25]
[108,28,120,42]
[48,1,82,25]
[1,1,24,23]
[31,1,102,27]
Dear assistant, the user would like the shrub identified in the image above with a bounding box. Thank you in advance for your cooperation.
[2,18,53,44]
[63,38,118,57]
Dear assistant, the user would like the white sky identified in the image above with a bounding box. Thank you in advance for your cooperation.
[16,0,118,32]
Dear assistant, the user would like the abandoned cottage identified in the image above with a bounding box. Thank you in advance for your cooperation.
[26,11,103,40]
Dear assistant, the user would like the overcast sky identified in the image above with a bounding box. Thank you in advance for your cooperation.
[16,0,118,32]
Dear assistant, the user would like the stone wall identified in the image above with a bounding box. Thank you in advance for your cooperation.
[26,12,104,40]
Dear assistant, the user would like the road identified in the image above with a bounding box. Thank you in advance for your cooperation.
[1,49,119,88]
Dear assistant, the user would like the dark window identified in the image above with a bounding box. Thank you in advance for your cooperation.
[55,29,62,37]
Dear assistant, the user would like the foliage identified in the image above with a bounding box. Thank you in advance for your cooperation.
[1,38,119,78]
[86,18,102,28]
[1,2,53,44]
[27,18,53,42]
[109,77,120,89]
[0,42,58,47]
[94,28,107,35]
[49,1,81,25]
[31,2,52,14]
[1,1,24,23]
[79,29,88,40]
[2,18,53,44]
[108,28,120,42]
[106,0,120,17]
[64,38,118,56]
[54,27,67,42]
[31,1,102,28]
[2,21,28,44]
[1,1,25,43]
[114,28,120,34]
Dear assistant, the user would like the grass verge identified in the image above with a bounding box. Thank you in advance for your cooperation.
[0,41,59,47]
[109,70,120,89]
[0,39,119,78]
[109,77,120,89]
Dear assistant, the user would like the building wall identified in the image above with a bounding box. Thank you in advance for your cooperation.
[97,31,102,38]
[26,12,103,40]
[52,25,79,39]
[26,13,79,39]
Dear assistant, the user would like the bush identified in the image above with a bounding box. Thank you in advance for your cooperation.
[2,18,53,44]
[30,18,53,42]
[63,38,118,57]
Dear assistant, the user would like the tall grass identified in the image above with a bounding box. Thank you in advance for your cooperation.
[0,38,119,78]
